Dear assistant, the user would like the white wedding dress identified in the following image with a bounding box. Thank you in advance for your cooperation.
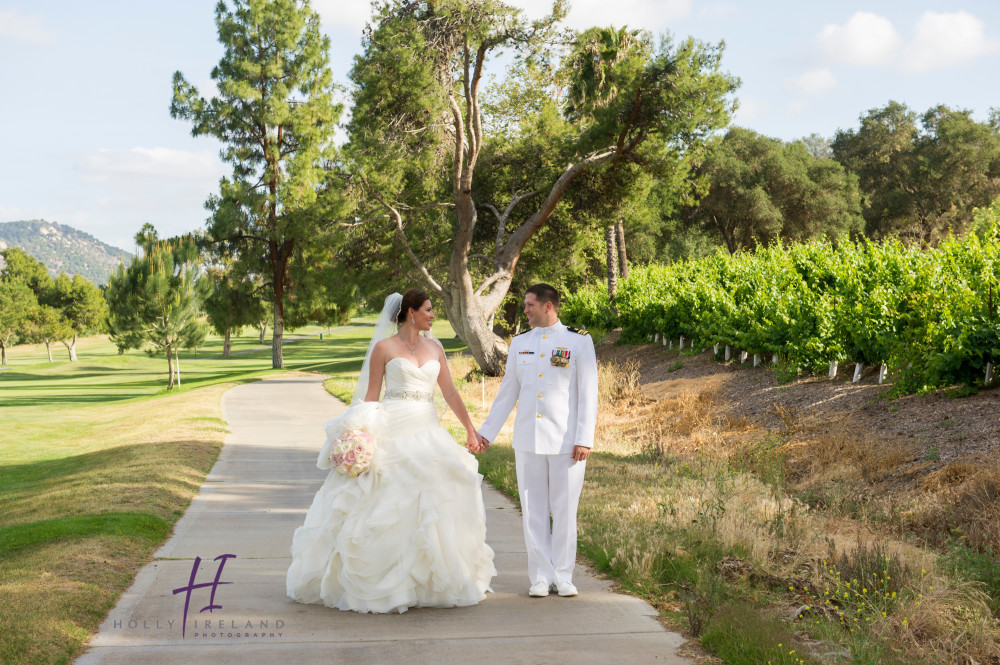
[286,357,496,613]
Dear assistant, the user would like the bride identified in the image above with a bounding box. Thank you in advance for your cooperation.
[286,289,496,613]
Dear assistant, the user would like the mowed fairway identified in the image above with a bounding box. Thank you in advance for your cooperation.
[0,319,466,665]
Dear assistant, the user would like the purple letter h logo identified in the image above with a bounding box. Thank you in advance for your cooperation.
[172,554,237,638]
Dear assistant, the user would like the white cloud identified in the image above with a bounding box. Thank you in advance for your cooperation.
[509,0,691,32]
[787,100,808,116]
[62,148,227,247]
[313,0,375,32]
[699,2,742,21]
[818,11,901,66]
[786,68,835,95]
[0,8,53,44]
[81,147,224,183]
[732,97,769,125]
[901,11,997,73]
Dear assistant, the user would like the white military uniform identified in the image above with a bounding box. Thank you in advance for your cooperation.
[479,320,598,587]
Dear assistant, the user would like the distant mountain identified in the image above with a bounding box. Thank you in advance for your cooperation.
[0,220,132,286]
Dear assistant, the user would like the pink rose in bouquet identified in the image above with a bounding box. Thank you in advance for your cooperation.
[330,429,374,477]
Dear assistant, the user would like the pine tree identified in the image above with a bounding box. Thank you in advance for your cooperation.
[106,232,209,389]
[171,0,350,369]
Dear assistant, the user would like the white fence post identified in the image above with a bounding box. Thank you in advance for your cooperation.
[753,353,760,367]
[828,360,838,379]
[725,345,731,361]
[853,363,863,384]
[878,364,887,384]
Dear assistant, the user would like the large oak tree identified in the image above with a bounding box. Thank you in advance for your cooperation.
[833,101,1000,243]
[688,127,864,253]
[347,1,737,374]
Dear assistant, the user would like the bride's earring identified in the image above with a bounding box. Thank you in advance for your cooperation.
[411,316,415,325]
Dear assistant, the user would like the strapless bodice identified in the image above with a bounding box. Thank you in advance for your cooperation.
[383,357,440,395]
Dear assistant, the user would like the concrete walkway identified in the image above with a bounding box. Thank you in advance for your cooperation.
[77,375,690,665]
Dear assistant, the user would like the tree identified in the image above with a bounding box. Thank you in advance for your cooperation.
[800,133,832,159]
[0,247,100,363]
[833,101,1000,242]
[0,247,53,294]
[203,260,267,358]
[688,127,863,253]
[25,306,71,362]
[171,0,350,369]
[348,2,737,374]
[0,280,36,366]
[107,233,209,389]
[48,273,108,361]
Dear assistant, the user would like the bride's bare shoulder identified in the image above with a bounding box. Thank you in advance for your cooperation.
[372,338,394,357]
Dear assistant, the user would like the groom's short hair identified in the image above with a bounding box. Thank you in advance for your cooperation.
[525,283,560,310]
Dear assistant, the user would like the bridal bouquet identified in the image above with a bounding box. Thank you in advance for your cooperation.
[330,429,374,477]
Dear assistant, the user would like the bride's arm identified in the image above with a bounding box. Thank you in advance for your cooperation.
[434,345,481,449]
[363,341,388,402]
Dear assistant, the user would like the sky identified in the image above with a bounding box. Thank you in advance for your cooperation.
[1,1,998,251]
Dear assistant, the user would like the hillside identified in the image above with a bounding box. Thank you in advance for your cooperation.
[598,332,1000,552]
[0,220,132,285]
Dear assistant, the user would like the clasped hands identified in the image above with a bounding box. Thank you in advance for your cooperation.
[465,431,590,461]
[466,430,490,454]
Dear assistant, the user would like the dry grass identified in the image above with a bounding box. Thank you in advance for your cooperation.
[439,348,1000,663]
[904,468,1000,553]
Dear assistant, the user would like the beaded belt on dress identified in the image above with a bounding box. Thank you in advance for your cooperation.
[383,389,434,403]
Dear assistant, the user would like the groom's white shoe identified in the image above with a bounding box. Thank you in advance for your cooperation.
[528,581,550,597]
[555,581,578,597]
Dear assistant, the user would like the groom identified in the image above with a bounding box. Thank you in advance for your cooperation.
[478,283,598,598]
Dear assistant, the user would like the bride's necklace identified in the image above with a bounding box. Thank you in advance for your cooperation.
[397,332,419,355]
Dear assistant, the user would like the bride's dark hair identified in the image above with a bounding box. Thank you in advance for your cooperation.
[396,288,430,325]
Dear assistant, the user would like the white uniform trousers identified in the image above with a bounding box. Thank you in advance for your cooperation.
[514,449,587,586]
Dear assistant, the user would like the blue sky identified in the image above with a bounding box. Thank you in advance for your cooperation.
[1,1,998,251]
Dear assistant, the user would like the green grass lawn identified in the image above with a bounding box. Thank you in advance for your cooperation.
[5,318,992,664]
[0,318,466,665]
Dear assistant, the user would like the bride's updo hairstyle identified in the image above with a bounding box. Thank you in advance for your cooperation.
[396,288,430,325]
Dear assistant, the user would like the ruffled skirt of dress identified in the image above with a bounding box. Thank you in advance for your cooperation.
[286,400,496,613]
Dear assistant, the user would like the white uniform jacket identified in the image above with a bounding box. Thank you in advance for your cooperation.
[479,320,598,455]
